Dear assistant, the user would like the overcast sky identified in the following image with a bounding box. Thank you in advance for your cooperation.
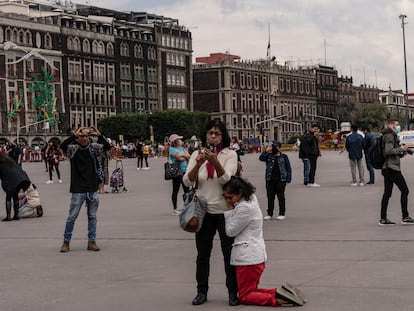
[94,0,414,91]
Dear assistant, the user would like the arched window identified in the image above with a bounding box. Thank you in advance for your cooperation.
[120,42,129,57]
[83,39,90,53]
[44,33,52,49]
[107,43,114,56]
[25,30,31,46]
[134,44,143,58]
[73,37,81,51]
[18,30,24,44]
[13,28,18,42]
[5,27,11,41]
[92,40,98,54]
[67,36,73,50]
[98,41,105,54]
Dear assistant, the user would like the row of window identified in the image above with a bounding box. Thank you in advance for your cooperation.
[120,64,157,82]
[166,53,186,67]
[121,100,157,113]
[68,60,115,83]
[230,71,269,91]
[69,83,116,107]
[167,70,186,87]
[161,35,189,50]
[167,93,187,109]
[279,78,316,95]
[67,37,111,55]
[2,27,52,50]
[120,43,156,60]
[70,108,116,129]
[120,81,158,99]
[230,93,270,114]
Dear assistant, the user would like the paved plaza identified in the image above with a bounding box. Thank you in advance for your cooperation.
[1,150,414,311]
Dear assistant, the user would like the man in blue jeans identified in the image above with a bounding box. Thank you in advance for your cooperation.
[59,126,111,252]
[299,124,321,187]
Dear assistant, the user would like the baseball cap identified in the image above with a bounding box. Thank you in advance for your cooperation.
[169,134,183,143]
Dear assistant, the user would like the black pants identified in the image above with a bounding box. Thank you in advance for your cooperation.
[171,176,189,210]
[137,153,144,168]
[381,168,409,220]
[48,162,61,180]
[266,180,286,216]
[309,155,318,184]
[195,213,238,296]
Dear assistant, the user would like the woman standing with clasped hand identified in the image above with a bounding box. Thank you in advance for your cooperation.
[183,119,239,306]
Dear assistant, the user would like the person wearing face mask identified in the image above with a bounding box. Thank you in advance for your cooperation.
[183,119,239,306]
[168,134,190,215]
[259,141,292,220]
[379,119,414,226]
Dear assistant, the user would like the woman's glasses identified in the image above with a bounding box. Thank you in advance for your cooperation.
[207,131,222,136]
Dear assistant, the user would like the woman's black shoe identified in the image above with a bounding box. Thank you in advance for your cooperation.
[228,294,240,306]
[192,293,207,305]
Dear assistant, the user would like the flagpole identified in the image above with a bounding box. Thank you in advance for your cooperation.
[267,22,271,60]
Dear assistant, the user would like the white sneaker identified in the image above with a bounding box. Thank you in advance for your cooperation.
[351,183,358,187]
[58,179,62,184]
[263,215,272,220]
[172,209,182,216]
[143,167,150,170]
[136,168,140,170]
[359,183,365,186]
[46,180,53,184]
[309,183,320,187]
[276,215,286,220]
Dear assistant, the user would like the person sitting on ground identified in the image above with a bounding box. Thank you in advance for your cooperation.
[18,183,43,218]
[223,176,306,307]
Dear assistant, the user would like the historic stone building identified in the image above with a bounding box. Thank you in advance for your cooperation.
[0,0,193,145]
[193,55,317,143]
[314,65,338,131]
[193,58,271,141]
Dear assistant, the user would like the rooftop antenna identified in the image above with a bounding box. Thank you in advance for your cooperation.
[349,64,352,77]
[375,70,378,88]
[324,38,327,65]
[363,67,366,85]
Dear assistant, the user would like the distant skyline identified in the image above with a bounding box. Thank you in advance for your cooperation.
[94,0,414,91]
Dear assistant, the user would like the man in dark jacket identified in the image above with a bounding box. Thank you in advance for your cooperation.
[379,119,414,226]
[259,141,292,220]
[345,125,365,186]
[362,127,375,184]
[299,124,321,187]
[59,126,111,252]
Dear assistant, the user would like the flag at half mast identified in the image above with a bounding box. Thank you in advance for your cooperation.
[266,22,271,59]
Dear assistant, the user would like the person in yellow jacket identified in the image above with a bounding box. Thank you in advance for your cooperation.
[142,144,151,169]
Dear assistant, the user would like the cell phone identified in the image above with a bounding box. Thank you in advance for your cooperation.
[205,143,215,152]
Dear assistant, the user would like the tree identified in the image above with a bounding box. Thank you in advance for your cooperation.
[358,103,388,131]
[98,110,210,142]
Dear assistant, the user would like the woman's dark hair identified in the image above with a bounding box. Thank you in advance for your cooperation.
[200,119,231,148]
[223,176,255,201]
[0,152,15,168]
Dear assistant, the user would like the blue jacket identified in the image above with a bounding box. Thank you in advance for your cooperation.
[345,132,364,161]
[259,152,292,183]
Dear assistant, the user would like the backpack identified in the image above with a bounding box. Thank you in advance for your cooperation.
[367,134,385,169]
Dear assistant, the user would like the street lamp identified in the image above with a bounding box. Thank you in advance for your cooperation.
[399,14,410,129]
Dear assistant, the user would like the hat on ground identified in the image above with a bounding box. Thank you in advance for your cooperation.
[190,135,197,141]
[169,134,183,143]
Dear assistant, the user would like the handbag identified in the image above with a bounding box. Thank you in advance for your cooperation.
[179,183,207,233]
[164,161,182,180]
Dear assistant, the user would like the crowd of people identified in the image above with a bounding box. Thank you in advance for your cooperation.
[2,117,414,307]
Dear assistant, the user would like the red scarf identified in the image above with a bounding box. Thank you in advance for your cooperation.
[206,144,223,179]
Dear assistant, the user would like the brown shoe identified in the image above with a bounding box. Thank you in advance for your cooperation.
[87,241,100,251]
[60,242,70,253]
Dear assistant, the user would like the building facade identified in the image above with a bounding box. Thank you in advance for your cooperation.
[0,0,193,146]
[193,55,318,143]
